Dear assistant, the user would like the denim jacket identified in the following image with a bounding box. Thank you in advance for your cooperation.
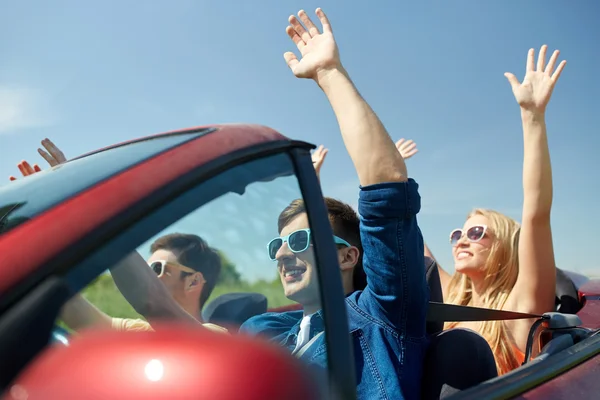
[240,179,429,400]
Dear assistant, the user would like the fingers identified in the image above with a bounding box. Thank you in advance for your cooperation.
[406,148,419,157]
[526,48,535,72]
[313,144,324,157]
[545,49,560,75]
[504,72,520,90]
[289,15,311,44]
[286,24,305,49]
[312,145,329,160]
[283,51,299,71]
[551,60,567,82]
[41,138,67,164]
[395,139,419,159]
[536,44,547,72]
[398,139,418,159]
[18,161,35,176]
[316,8,332,33]
[298,10,320,37]
[11,160,42,182]
[38,148,56,166]
[402,140,417,153]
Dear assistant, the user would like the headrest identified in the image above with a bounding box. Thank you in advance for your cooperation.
[202,292,268,328]
[555,268,583,314]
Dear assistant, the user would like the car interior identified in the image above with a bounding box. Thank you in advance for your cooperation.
[0,137,597,400]
[197,260,589,399]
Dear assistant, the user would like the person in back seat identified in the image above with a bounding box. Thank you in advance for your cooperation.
[9,142,227,334]
[424,45,566,374]
[60,233,226,333]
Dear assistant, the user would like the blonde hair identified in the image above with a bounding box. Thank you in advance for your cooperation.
[445,209,521,375]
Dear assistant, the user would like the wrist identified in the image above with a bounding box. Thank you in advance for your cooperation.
[315,66,348,91]
[520,109,546,124]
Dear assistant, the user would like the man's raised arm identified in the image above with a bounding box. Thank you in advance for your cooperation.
[284,8,407,186]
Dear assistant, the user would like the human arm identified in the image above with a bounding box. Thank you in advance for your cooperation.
[59,294,113,331]
[283,8,406,186]
[504,45,566,314]
[109,252,201,325]
[358,181,428,336]
[283,9,427,334]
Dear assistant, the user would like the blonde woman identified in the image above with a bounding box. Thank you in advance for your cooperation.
[425,45,566,375]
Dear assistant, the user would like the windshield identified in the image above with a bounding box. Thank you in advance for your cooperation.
[0,129,211,236]
[55,151,331,382]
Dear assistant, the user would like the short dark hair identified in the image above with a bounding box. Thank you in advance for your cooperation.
[150,233,222,308]
[277,198,366,291]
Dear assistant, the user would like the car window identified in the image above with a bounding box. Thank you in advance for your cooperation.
[0,129,212,235]
[54,151,330,376]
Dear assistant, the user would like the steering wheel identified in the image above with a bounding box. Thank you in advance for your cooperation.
[51,325,70,346]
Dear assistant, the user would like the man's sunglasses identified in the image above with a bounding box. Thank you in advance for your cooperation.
[149,260,197,278]
[449,225,487,246]
[266,228,351,261]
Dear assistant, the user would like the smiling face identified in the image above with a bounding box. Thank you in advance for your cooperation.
[452,214,493,278]
[274,213,320,306]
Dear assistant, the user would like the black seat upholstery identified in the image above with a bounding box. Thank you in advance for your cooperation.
[421,328,498,399]
[555,268,582,314]
[422,257,497,399]
[421,260,582,399]
[202,292,267,329]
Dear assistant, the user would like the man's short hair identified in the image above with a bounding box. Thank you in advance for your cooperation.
[277,198,366,291]
[150,233,222,308]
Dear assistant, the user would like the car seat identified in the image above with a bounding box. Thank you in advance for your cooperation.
[422,257,498,399]
[202,292,267,330]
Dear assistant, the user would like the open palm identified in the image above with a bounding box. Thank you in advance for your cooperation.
[505,45,566,114]
[284,9,341,80]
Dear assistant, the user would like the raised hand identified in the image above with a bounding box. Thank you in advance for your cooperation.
[37,138,67,166]
[504,45,567,115]
[8,138,67,181]
[395,139,418,160]
[9,161,42,181]
[284,8,342,81]
[311,145,329,178]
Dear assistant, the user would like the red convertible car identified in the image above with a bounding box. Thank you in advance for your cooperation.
[0,125,598,399]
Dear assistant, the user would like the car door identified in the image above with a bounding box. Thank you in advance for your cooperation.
[0,128,356,399]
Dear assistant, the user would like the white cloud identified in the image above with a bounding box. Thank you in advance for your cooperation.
[0,86,55,134]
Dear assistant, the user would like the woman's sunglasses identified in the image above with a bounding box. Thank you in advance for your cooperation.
[149,260,197,278]
[266,228,351,261]
[449,225,487,246]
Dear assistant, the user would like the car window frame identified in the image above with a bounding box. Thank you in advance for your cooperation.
[0,142,356,399]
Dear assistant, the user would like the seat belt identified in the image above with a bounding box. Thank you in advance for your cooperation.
[426,302,551,365]
[293,331,325,358]
[426,301,543,322]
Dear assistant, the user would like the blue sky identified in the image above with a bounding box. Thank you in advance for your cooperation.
[2,1,599,277]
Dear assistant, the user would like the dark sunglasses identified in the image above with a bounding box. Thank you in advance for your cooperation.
[449,225,487,246]
[266,228,351,261]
